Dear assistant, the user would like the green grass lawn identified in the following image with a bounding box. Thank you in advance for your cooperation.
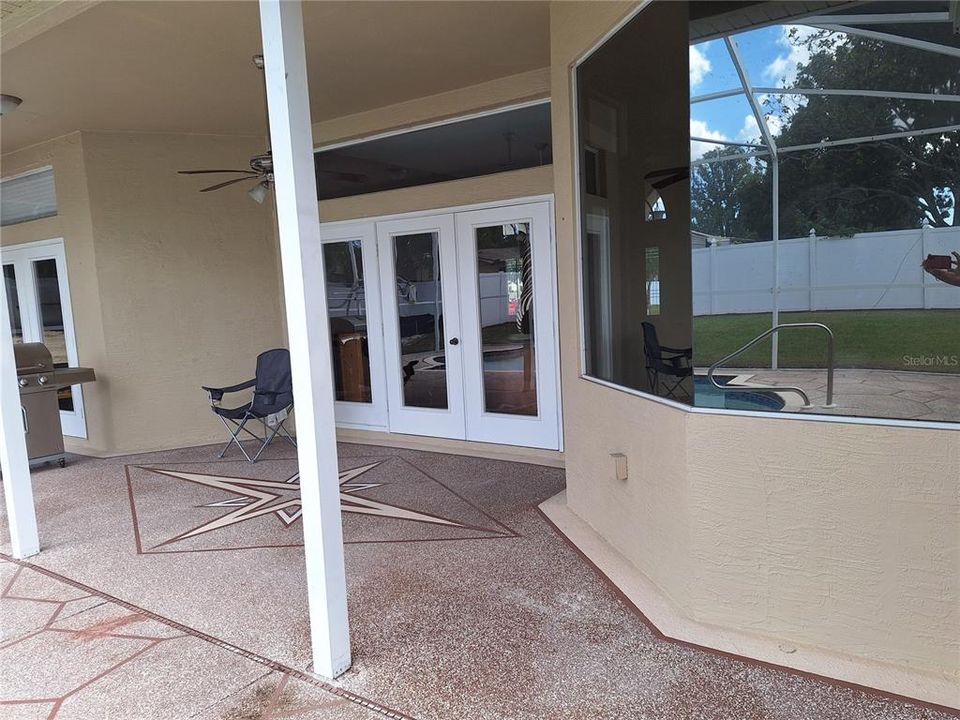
[693,309,960,372]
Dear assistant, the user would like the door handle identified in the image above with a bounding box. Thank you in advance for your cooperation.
[449,337,459,346]
[21,406,29,434]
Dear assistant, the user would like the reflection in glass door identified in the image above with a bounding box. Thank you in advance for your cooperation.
[394,232,448,410]
[320,221,386,428]
[1,239,86,438]
[3,264,23,344]
[456,202,559,449]
[472,222,537,416]
[377,214,465,440]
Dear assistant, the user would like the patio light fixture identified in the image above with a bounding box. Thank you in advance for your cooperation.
[248,179,271,204]
[0,94,23,115]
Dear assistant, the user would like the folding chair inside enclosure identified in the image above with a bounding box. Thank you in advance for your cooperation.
[202,348,297,462]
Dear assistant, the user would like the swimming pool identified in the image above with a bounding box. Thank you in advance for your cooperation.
[694,375,786,412]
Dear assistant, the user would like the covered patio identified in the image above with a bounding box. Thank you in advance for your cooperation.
[1,441,952,719]
[2,0,958,717]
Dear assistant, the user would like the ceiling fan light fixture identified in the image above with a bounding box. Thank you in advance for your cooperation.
[248,180,270,204]
[0,94,23,116]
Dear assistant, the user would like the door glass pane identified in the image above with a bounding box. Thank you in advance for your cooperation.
[33,259,73,411]
[324,241,372,403]
[475,223,537,416]
[3,264,23,344]
[392,232,448,409]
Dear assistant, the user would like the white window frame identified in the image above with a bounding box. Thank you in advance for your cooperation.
[1,238,87,438]
[570,1,959,432]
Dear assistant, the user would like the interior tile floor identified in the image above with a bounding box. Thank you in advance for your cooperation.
[1,442,954,720]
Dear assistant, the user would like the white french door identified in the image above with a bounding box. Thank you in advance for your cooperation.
[377,213,466,439]
[320,199,560,450]
[455,203,559,448]
[2,238,87,438]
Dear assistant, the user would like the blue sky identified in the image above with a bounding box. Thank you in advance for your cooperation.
[689,25,815,157]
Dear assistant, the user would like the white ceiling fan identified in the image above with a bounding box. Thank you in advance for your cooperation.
[178,55,365,203]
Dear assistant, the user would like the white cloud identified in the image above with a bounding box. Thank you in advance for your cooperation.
[690,44,712,89]
[738,114,762,143]
[735,112,783,153]
[738,111,784,143]
[762,25,847,87]
[690,118,727,159]
[762,25,817,86]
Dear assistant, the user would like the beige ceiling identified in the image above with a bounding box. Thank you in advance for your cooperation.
[0,1,549,154]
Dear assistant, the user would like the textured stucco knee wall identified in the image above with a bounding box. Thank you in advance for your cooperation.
[562,384,959,681]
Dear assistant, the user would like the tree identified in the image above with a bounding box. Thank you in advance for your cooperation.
[690,147,765,239]
[694,28,960,238]
[765,29,959,234]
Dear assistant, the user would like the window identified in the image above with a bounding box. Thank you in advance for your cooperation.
[315,102,552,200]
[1,167,57,226]
[577,1,959,425]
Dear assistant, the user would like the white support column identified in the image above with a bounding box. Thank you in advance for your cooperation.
[0,281,40,558]
[258,0,351,679]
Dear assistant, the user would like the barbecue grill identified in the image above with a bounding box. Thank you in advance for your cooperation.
[14,343,96,468]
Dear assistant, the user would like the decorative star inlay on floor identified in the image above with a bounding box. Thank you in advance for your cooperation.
[144,462,472,548]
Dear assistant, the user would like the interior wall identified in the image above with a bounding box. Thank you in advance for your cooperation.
[0,133,112,453]
[576,0,691,392]
[77,131,284,454]
[550,0,959,683]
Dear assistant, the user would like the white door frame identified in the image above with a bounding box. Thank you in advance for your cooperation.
[1,238,87,438]
[319,194,562,450]
[455,202,560,450]
[318,221,388,429]
[376,213,466,440]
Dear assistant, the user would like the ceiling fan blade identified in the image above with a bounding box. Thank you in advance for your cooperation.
[651,173,689,191]
[179,169,258,175]
[645,166,690,191]
[200,176,259,192]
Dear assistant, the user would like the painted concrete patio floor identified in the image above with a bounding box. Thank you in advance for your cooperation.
[1,442,954,720]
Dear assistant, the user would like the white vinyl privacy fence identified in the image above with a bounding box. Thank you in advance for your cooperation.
[692,226,960,316]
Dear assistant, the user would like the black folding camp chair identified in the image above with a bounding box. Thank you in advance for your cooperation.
[202,348,296,463]
[641,322,693,400]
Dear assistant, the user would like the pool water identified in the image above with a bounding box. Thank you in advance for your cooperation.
[694,376,786,412]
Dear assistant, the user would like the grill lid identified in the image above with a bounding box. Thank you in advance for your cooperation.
[14,342,54,375]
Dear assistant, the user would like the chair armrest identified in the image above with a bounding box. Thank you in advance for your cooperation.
[202,378,255,402]
[660,346,693,358]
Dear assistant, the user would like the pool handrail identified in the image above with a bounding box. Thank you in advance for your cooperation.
[707,322,836,408]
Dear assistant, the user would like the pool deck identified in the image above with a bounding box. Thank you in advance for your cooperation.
[696,368,960,423]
